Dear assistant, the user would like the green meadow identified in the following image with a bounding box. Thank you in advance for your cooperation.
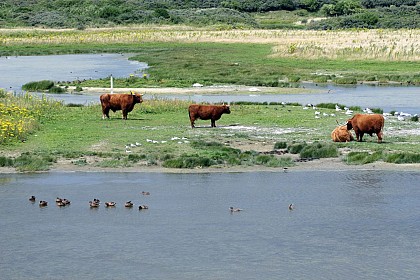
[1,91,419,172]
[1,27,420,171]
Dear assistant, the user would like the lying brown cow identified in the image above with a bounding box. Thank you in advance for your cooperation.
[100,91,143,120]
[331,125,354,142]
[346,113,384,143]
[188,104,231,128]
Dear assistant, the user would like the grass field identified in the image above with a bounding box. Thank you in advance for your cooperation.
[1,27,420,87]
[0,26,419,171]
[1,91,419,171]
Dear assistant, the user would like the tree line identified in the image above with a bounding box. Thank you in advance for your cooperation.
[0,0,419,29]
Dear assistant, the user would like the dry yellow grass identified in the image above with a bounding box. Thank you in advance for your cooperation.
[1,26,420,61]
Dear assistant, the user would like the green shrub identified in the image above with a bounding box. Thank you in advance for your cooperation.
[345,151,383,165]
[0,156,14,167]
[385,153,420,164]
[299,142,339,158]
[48,86,65,93]
[13,153,55,171]
[22,80,54,91]
[333,77,357,84]
[287,142,307,154]
[411,115,419,122]
[163,155,215,168]
[274,141,288,149]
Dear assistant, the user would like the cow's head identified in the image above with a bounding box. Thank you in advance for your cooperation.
[223,104,231,114]
[130,91,144,104]
[346,120,353,130]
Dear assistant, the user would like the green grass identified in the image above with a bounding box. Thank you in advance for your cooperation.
[1,93,420,171]
[2,41,420,87]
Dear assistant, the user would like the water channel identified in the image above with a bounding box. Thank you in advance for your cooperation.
[1,54,419,115]
[1,171,419,279]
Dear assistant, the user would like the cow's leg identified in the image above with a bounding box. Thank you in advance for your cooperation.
[211,119,216,127]
[102,107,110,119]
[359,132,364,142]
[122,109,127,120]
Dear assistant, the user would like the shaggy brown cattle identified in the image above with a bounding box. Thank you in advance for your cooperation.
[346,113,384,143]
[100,92,143,120]
[188,104,231,128]
[331,125,354,142]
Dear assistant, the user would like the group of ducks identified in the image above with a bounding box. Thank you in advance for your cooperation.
[88,198,149,210]
[30,195,293,212]
[29,193,150,210]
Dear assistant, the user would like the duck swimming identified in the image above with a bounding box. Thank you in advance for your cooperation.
[89,201,100,208]
[125,201,134,208]
[39,200,48,207]
[105,202,116,207]
[138,205,149,210]
[229,207,243,212]
[29,196,36,202]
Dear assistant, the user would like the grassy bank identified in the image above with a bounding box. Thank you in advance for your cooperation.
[1,28,420,86]
[1,92,419,172]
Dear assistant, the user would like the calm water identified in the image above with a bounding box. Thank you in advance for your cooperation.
[0,54,147,91]
[1,171,419,279]
[1,54,419,114]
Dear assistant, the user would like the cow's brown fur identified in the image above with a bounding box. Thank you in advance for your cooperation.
[188,104,231,128]
[331,125,354,142]
[346,113,384,143]
[100,92,143,120]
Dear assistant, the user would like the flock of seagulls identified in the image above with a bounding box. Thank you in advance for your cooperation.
[302,103,417,121]
[29,195,149,210]
[125,137,189,153]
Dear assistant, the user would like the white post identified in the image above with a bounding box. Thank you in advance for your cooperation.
[110,74,113,94]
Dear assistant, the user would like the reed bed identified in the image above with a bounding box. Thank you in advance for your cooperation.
[1,27,419,61]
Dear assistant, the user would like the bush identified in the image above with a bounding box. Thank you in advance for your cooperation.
[274,141,288,149]
[163,155,215,168]
[22,80,54,91]
[385,153,420,164]
[299,142,339,158]
[0,156,14,167]
[48,86,65,93]
[345,151,383,164]
[13,153,55,171]
[287,142,307,154]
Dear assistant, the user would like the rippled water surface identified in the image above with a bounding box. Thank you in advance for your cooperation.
[1,171,419,279]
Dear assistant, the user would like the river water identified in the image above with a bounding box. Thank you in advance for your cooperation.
[0,54,419,114]
[0,171,419,279]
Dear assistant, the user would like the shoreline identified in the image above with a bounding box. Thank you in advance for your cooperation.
[1,157,419,174]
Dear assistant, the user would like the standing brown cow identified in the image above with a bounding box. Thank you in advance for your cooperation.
[100,91,143,120]
[346,113,384,143]
[188,104,231,128]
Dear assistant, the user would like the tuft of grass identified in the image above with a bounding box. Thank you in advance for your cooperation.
[287,142,307,154]
[163,154,215,168]
[0,156,14,167]
[274,141,288,149]
[299,142,339,159]
[22,80,54,91]
[345,151,383,165]
[385,153,420,164]
[13,153,55,172]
